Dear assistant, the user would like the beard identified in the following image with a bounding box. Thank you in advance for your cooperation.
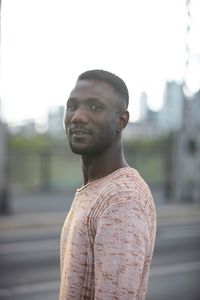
[68,125,117,156]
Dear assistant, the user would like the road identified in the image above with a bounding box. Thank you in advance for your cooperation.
[0,194,200,300]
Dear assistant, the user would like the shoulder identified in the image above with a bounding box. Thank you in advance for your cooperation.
[102,167,154,207]
[90,167,155,225]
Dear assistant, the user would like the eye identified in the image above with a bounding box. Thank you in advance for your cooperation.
[90,104,98,110]
[90,104,103,111]
[67,105,74,111]
[67,103,76,111]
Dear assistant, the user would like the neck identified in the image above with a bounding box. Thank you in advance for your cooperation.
[81,140,129,185]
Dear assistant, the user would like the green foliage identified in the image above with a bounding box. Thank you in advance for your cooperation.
[9,133,171,192]
[124,135,171,151]
[9,133,54,150]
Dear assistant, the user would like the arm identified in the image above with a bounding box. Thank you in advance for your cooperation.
[94,200,150,299]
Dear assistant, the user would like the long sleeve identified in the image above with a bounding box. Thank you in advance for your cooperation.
[94,198,152,300]
[59,168,156,300]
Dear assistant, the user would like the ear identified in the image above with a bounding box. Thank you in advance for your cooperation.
[117,111,129,132]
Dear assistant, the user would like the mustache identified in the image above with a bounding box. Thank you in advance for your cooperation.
[69,125,92,135]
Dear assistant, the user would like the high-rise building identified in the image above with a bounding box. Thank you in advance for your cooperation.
[171,90,200,203]
[139,92,148,121]
[158,81,184,131]
[48,106,65,137]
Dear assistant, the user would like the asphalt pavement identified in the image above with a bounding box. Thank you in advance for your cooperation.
[0,192,200,300]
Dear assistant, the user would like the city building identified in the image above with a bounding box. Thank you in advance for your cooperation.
[47,106,65,138]
[8,119,37,137]
[139,92,148,122]
[171,90,200,203]
[158,81,184,131]
[123,121,165,140]
[138,81,184,134]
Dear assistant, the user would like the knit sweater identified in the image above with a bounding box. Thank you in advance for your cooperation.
[60,167,156,300]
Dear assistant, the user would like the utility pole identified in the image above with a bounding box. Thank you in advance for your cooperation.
[0,0,10,213]
[171,0,200,203]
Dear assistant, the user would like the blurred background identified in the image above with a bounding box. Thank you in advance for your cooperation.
[0,0,200,299]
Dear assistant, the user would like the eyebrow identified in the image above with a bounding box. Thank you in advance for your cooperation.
[86,97,103,103]
[67,97,103,103]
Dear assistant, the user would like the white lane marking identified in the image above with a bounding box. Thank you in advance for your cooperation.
[150,260,200,277]
[0,239,59,255]
[0,261,200,297]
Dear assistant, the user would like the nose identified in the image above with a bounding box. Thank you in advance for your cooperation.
[70,107,89,125]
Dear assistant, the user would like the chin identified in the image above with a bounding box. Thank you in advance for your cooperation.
[69,139,113,156]
[69,144,88,155]
[71,148,84,155]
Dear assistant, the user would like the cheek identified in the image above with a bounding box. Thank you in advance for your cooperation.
[98,118,117,136]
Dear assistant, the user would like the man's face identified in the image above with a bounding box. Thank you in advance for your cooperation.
[64,80,122,156]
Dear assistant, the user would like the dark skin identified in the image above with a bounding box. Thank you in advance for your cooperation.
[65,79,129,185]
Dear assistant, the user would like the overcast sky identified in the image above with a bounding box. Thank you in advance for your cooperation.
[1,0,199,125]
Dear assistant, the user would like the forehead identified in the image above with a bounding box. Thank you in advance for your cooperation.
[69,79,119,102]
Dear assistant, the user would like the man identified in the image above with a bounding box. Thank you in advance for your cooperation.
[60,70,156,299]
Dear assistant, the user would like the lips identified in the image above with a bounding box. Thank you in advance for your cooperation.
[72,131,88,136]
[69,127,91,137]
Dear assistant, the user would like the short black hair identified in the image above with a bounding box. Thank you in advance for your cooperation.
[77,69,129,108]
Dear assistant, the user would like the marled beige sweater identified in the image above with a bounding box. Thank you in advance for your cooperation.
[60,167,156,300]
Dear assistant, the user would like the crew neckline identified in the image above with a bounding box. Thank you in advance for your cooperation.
[76,166,132,192]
